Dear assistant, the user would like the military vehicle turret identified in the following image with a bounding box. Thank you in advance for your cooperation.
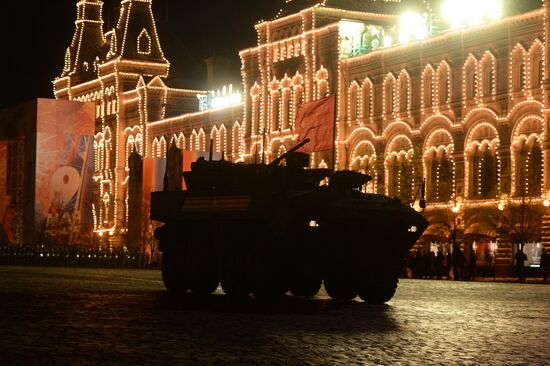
[151,140,427,303]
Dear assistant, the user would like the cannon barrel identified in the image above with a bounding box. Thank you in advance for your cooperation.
[269,138,310,167]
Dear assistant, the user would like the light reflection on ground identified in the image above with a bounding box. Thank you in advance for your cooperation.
[1,266,548,365]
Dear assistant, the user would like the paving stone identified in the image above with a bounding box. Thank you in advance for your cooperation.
[0,266,549,365]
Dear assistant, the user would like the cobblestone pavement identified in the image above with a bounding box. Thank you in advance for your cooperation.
[1,266,549,365]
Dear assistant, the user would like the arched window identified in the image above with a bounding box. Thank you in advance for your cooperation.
[464,56,478,102]
[280,88,291,130]
[480,53,496,98]
[271,91,280,131]
[398,71,410,113]
[388,153,414,203]
[384,74,395,115]
[219,125,227,154]
[347,82,359,124]
[292,73,304,128]
[159,136,167,158]
[529,41,544,91]
[466,124,500,199]
[361,78,373,122]
[279,76,292,130]
[514,139,543,197]
[429,149,453,202]
[138,29,151,55]
[177,133,186,150]
[315,67,329,99]
[350,141,377,193]
[511,45,526,94]
[422,65,434,109]
[268,78,280,131]
[437,62,452,106]
[198,129,206,151]
[425,130,454,203]
[125,135,135,170]
[250,83,261,136]
[152,138,159,158]
[210,127,219,152]
[190,131,198,151]
[512,117,544,197]
[232,123,244,161]
[386,136,414,203]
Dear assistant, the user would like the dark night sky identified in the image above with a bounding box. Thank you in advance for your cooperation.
[0,0,543,109]
[0,0,282,109]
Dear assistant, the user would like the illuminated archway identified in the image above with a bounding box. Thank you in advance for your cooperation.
[424,129,455,203]
[465,122,500,199]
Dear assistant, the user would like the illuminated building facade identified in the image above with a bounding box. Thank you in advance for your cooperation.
[235,0,550,272]
[55,0,550,272]
[53,0,211,247]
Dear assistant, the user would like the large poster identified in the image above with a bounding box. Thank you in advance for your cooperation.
[34,99,95,247]
[0,141,16,244]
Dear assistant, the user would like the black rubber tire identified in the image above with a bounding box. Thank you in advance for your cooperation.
[290,278,322,297]
[324,276,357,301]
[190,277,219,296]
[221,280,251,297]
[161,248,189,293]
[220,246,252,297]
[358,277,399,304]
[188,256,219,296]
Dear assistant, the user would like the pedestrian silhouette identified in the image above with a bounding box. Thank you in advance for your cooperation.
[435,250,444,279]
[468,249,477,281]
[515,247,528,283]
[540,249,549,283]
[446,251,452,280]
[452,244,465,281]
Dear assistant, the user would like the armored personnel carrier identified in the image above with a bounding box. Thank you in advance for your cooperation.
[151,140,427,303]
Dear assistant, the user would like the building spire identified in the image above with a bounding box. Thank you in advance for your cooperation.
[110,0,168,67]
[59,0,106,82]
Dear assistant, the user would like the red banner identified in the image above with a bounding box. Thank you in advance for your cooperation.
[295,94,335,153]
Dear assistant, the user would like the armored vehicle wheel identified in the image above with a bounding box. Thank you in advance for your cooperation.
[221,254,252,297]
[190,277,219,295]
[161,247,190,293]
[358,277,399,304]
[251,249,289,298]
[290,277,322,297]
[221,263,252,297]
[220,232,254,297]
[221,279,251,297]
[324,276,357,301]
[252,267,289,298]
[188,241,220,296]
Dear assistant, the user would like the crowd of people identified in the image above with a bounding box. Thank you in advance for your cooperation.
[0,244,156,269]
[403,244,479,281]
[404,245,550,282]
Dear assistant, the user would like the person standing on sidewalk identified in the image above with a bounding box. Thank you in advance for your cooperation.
[452,244,465,281]
[446,250,452,280]
[468,249,477,281]
[515,247,528,283]
[541,249,549,283]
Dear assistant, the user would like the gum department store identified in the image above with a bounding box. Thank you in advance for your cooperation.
[53,0,550,273]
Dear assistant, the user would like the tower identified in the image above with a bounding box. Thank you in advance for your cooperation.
[56,0,107,94]
[53,0,202,249]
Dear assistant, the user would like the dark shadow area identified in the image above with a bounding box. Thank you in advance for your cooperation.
[0,288,398,333]
[158,291,392,316]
